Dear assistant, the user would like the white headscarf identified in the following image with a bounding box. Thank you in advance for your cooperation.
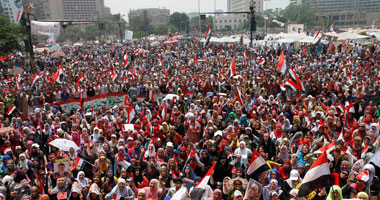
[76,171,88,187]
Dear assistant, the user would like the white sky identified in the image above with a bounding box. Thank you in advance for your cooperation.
[104,0,290,21]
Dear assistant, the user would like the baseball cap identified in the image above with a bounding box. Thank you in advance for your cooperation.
[289,170,299,181]
[166,142,173,147]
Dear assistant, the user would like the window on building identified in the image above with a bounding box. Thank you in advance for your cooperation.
[229,20,232,22]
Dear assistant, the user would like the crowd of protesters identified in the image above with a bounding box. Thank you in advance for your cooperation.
[0,33,380,200]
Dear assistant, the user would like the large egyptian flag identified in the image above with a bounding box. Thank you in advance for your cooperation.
[276,51,288,74]
[204,25,212,46]
[190,162,217,199]
[297,151,331,197]
[312,30,322,45]
[369,149,380,178]
[288,66,305,91]
[52,65,64,83]
[247,149,270,179]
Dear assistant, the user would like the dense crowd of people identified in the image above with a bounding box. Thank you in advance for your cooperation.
[0,34,380,200]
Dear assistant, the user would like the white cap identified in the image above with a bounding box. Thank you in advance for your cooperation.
[214,130,222,137]
[111,134,117,138]
[127,137,133,141]
[289,170,299,181]
[166,142,173,147]
[32,144,40,148]
[234,190,242,197]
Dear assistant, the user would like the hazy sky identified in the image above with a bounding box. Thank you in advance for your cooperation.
[104,0,290,21]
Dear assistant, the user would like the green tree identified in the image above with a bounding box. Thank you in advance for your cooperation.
[169,12,189,32]
[0,16,24,55]
[279,3,316,27]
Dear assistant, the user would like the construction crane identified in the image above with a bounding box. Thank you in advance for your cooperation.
[312,0,326,30]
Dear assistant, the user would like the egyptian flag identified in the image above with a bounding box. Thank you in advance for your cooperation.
[72,157,84,170]
[312,30,322,45]
[190,162,217,199]
[303,48,308,57]
[229,58,236,77]
[16,73,22,89]
[161,103,167,119]
[31,73,40,86]
[369,149,380,178]
[288,66,305,91]
[52,65,64,83]
[6,105,16,115]
[247,149,270,179]
[284,80,298,91]
[297,151,331,197]
[318,141,336,153]
[346,101,354,116]
[276,51,288,74]
[158,58,164,68]
[127,105,135,123]
[111,73,117,82]
[124,52,129,67]
[204,25,212,46]
[258,57,265,65]
[134,49,140,55]
[76,73,85,85]
[234,85,244,107]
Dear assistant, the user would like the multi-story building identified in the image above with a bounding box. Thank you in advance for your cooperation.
[1,0,24,23]
[17,0,112,21]
[297,0,380,26]
[128,8,170,26]
[227,0,232,12]
[231,0,263,13]
[213,14,248,30]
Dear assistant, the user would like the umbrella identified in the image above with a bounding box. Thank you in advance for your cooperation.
[49,138,79,151]
[151,41,160,47]
[73,42,83,47]
[163,94,179,101]
[0,127,16,135]
[163,40,179,45]
[50,52,65,58]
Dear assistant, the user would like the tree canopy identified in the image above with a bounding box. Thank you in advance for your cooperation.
[169,12,189,32]
[0,16,24,55]
[278,3,317,27]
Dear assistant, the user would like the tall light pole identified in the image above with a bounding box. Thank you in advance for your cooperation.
[198,0,201,36]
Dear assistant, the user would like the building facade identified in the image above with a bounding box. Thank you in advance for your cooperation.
[297,0,380,26]
[128,8,170,26]
[213,14,248,30]
[227,0,232,12]
[231,0,263,13]
[1,0,23,23]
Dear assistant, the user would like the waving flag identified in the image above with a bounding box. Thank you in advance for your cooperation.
[312,30,323,45]
[123,52,129,67]
[230,58,236,77]
[234,85,244,107]
[52,65,63,83]
[247,149,270,178]
[346,101,355,115]
[158,58,163,67]
[297,151,330,197]
[111,73,117,82]
[76,73,85,85]
[204,25,212,46]
[161,103,167,119]
[6,105,16,115]
[288,66,305,91]
[127,105,135,123]
[276,51,288,74]
[190,162,217,199]
[16,73,22,89]
[72,157,84,170]
[31,73,41,86]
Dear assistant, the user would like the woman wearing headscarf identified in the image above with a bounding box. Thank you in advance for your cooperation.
[209,189,222,200]
[104,178,135,199]
[132,168,149,189]
[326,185,343,200]
[277,145,290,163]
[68,182,83,200]
[8,169,30,199]
[181,164,196,190]
[362,164,380,196]
[141,179,165,200]
[262,180,283,200]
[356,192,369,200]
[233,141,252,166]
[368,123,379,142]
[101,169,118,194]
[282,118,293,134]
[17,153,32,170]
[87,183,102,200]
[76,171,90,188]
[278,160,291,180]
